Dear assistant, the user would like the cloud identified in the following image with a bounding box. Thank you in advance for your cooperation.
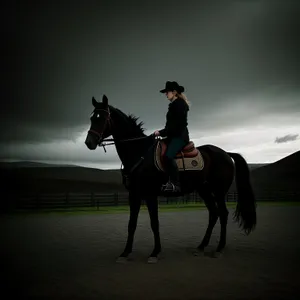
[1,123,300,168]
[275,134,299,144]
[1,1,299,145]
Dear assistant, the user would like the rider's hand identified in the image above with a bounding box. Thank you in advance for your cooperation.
[154,130,160,136]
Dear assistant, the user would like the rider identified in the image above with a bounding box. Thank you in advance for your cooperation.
[154,81,190,193]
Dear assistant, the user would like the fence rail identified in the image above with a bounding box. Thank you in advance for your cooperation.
[6,190,300,211]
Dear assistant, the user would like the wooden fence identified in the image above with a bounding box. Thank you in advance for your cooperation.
[7,190,300,211]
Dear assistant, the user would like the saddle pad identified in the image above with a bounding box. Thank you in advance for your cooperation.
[154,142,204,172]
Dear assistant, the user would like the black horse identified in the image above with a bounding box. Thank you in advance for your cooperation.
[85,95,256,262]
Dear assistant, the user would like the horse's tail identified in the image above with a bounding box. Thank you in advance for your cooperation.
[227,152,257,235]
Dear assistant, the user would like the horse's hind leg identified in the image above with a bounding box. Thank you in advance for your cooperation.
[216,197,229,253]
[197,192,219,251]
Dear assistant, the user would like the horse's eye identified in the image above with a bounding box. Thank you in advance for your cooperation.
[97,114,100,118]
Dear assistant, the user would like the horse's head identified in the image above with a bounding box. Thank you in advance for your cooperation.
[85,95,112,150]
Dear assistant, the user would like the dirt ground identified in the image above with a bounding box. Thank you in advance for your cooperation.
[1,205,300,299]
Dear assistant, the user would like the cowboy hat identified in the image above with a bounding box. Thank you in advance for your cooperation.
[159,81,185,93]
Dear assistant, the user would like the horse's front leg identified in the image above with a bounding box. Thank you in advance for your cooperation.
[145,196,161,263]
[117,191,141,261]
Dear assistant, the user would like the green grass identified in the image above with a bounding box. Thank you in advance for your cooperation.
[255,201,300,206]
[10,203,208,216]
[7,201,300,217]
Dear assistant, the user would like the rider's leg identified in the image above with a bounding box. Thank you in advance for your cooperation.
[162,137,186,192]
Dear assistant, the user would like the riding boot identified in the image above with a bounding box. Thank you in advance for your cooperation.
[162,158,181,193]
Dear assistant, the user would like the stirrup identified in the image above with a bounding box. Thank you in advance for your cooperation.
[161,181,181,193]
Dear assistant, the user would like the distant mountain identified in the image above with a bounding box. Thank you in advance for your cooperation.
[1,160,267,170]
[0,161,80,169]
[250,151,300,192]
[248,163,269,170]
[0,163,125,194]
[1,152,298,196]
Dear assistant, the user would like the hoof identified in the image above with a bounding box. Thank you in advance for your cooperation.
[212,251,223,258]
[193,248,204,256]
[147,256,158,264]
[116,256,130,263]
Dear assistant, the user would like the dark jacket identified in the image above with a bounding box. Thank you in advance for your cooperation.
[159,98,189,143]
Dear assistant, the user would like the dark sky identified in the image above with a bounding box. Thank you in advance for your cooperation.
[1,0,300,165]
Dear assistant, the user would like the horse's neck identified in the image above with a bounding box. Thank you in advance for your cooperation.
[110,107,147,170]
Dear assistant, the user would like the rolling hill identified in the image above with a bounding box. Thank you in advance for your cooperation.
[250,150,300,192]
[1,151,299,197]
[0,161,79,169]
[0,163,126,194]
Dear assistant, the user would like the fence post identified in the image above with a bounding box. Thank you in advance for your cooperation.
[65,191,69,208]
[96,194,99,211]
[36,193,40,210]
[91,192,95,207]
[114,192,119,206]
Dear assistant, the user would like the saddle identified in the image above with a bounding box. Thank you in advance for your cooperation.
[154,140,204,172]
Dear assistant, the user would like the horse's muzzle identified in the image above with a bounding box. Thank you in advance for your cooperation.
[85,134,98,150]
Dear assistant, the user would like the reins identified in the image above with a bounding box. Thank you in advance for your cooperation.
[99,135,160,177]
[98,135,159,152]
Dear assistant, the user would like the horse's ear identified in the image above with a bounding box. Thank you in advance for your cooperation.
[92,96,98,107]
[102,94,108,106]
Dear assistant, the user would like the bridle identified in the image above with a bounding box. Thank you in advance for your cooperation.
[87,106,163,177]
[88,106,153,152]
[88,107,112,136]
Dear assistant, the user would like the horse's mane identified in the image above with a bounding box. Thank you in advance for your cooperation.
[112,107,145,136]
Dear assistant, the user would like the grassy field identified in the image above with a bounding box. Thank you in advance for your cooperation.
[8,201,300,216]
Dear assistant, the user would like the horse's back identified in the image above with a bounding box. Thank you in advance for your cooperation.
[197,144,226,154]
[196,144,233,168]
